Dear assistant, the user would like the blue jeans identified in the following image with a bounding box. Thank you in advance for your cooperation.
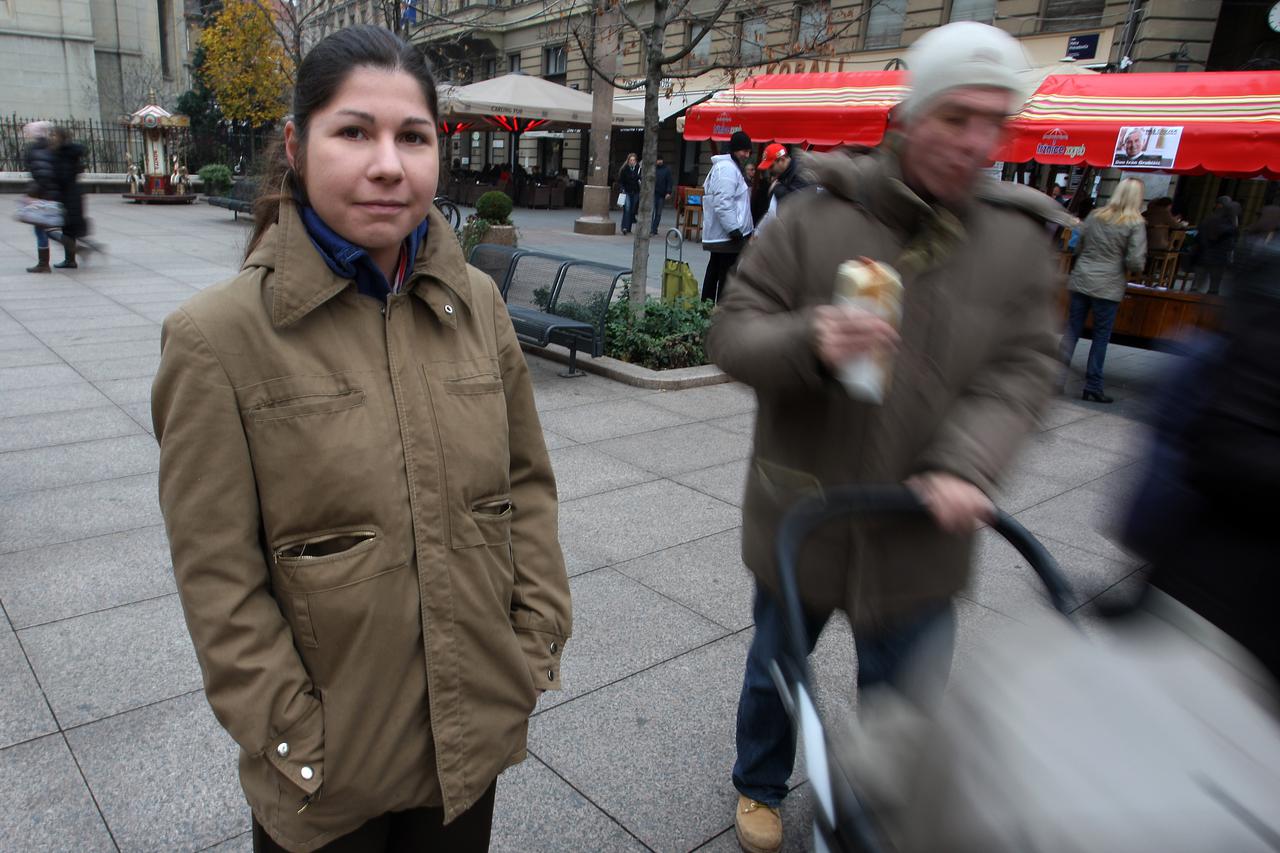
[34,225,49,249]
[1059,291,1120,395]
[620,191,639,233]
[651,197,664,234]
[732,587,955,807]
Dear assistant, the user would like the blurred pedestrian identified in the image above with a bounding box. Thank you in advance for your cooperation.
[1190,195,1238,294]
[152,26,570,853]
[650,154,674,236]
[708,21,1071,853]
[618,152,640,235]
[701,131,754,303]
[1059,178,1147,403]
[22,121,57,273]
[48,126,90,268]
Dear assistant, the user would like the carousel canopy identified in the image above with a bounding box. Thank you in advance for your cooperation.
[439,74,644,131]
[998,71,1280,178]
[122,102,189,128]
[683,71,909,147]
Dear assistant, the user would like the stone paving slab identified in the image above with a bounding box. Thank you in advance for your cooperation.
[0,525,176,629]
[0,433,159,496]
[66,690,245,852]
[0,734,116,852]
[0,405,142,454]
[20,594,201,728]
[0,473,162,554]
[0,627,57,749]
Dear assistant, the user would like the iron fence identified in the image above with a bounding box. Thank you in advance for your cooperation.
[1,115,274,175]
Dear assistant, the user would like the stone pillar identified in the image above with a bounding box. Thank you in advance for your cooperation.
[574,1,618,236]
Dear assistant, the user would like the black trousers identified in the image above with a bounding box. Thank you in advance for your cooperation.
[702,250,741,304]
[252,781,496,853]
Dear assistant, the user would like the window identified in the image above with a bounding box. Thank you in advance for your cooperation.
[863,0,906,49]
[738,14,767,65]
[1041,0,1105,33]
[793,2,829,47]
[686,20,712,66]
[508,52,522,73]
[484,58,497,79]
[949,0,995,23]
[544,45,566,82]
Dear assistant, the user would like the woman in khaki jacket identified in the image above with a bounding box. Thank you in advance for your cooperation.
[152,27,571,852]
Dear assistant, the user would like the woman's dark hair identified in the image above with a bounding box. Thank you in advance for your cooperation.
[247,26,439,257]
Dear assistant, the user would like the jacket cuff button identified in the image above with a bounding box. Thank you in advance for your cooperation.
[549,642,557,654]
[547,669,555,681]
[300,766,314,781]
[276,742,289,758]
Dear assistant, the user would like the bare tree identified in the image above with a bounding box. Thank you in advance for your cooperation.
[250,0,329,78]
[548,0,889,309]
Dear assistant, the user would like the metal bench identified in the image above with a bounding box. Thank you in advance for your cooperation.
[466,245,626,378]
[207,180,257,220]
[468,243,525,295]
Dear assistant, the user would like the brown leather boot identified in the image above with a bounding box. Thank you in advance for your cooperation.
[27,248,51,273]
[735,794,782,853]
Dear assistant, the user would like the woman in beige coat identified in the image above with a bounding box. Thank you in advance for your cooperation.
[152,27,570,852]
[1059,178,1147,403]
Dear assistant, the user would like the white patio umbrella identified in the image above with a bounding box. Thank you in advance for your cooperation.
[439,73,644,167]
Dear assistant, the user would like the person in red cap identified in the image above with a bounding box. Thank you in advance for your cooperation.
[756,143,812,235]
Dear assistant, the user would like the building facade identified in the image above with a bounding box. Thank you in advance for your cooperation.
[0,0,189,124]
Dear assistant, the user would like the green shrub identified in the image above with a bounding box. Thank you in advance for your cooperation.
[456,218,491,258]
[605,286,714,370]
[475,191,513,225]
[197,164,232,196]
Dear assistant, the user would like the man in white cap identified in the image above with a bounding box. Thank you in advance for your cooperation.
[709,22,1075,853]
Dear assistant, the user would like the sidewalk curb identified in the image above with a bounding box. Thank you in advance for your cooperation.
[521,342,730,390]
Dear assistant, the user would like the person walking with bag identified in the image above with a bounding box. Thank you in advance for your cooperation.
[21,121,58,273]
[1059,178,1147,403]
[618,152,641,235]
[152,26,571,853]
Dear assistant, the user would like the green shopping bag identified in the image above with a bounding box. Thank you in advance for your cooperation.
[661,229,699,303]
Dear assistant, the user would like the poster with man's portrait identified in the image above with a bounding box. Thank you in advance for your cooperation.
[1112,126,1183,169]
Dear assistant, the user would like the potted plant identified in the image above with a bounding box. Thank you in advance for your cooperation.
[475,190,516,246]
[197,163,233,197]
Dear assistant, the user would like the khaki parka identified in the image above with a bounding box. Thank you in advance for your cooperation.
[152,199,571,851]
[708,145,1072,629]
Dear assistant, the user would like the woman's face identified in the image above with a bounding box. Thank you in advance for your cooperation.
[286,65,438,265]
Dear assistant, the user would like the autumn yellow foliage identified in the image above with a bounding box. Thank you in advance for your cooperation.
[199,0,293,126]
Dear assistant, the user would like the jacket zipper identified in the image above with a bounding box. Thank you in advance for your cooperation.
[273,530,376,563]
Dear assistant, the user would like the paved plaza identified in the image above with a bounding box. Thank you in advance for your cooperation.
[0,197,1171,852]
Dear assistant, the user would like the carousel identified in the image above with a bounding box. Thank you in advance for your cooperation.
[121,95,197,204]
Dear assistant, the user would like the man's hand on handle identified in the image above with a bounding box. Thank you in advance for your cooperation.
[907,472,994,535]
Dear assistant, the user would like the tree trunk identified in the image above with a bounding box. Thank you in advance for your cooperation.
[629,68,661,310]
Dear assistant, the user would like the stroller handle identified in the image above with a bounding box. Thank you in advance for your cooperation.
[773,484,1075,689]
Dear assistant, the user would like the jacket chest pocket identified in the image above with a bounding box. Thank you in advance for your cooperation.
[421,358,512,549]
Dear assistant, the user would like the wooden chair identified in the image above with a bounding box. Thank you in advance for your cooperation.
[1148,229,1188,289]
[676,185,703,242]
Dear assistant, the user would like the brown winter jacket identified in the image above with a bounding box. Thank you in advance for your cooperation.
[708,145,1069,629]
[152,199,571,851]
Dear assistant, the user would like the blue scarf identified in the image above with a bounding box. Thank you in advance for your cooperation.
[298,205,429,303]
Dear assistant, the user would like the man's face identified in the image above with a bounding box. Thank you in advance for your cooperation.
[1122,131,1144,158]
[900,87,1011,207]
[732,148,752,165]
[770,154,790,177]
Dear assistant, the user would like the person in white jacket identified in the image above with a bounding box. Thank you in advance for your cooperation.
[701,131,754,303]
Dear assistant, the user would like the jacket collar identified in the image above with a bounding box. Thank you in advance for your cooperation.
[246,197,472,330]
[298,204,429,303]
